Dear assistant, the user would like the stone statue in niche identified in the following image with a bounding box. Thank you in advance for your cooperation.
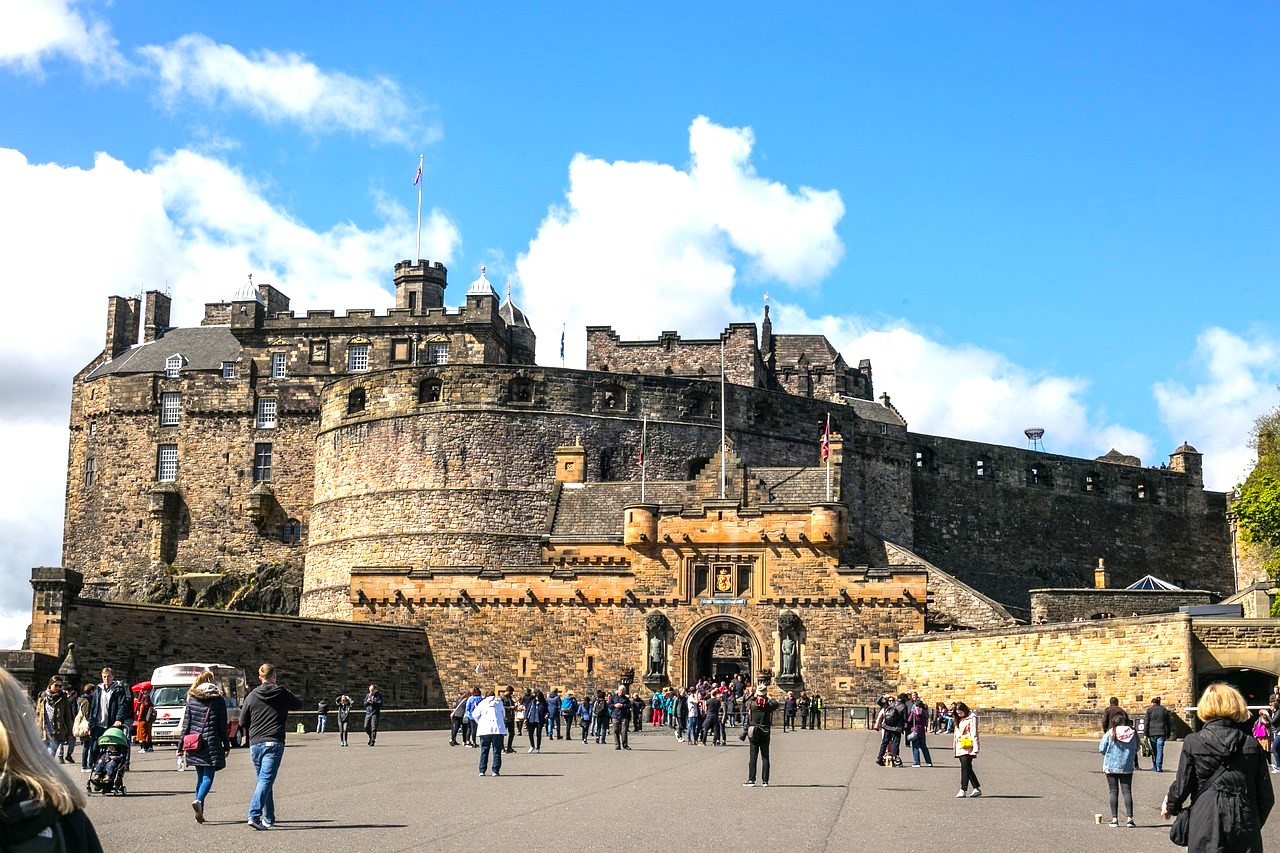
[777,612,802,684]
[645,612,669,679]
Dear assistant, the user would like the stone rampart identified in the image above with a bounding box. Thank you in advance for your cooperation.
[898,614,1196,735]
[1031,589,1216,623]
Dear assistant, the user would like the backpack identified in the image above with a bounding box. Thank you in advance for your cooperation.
[593,697,607,716]
[883,703,904,730]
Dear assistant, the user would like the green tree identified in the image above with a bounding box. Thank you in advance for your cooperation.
[1234,406,1280,615]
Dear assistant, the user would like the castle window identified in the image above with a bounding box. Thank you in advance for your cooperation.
[1136,483,1147,500]
[221,361,237,379]
[89,422,96,437]
[256,398,277,429]
[164,354,183,378]
[599,447,615,481]
[347,388,366,415]
[407,292,417,313]
[1028,467,1039,485]
[426,343,449,365]
[282,518,302,544]
[691,561,752,599]
[509,378,533,403]
[160,392,181,426]
[156,444,178,482]
[347,344,369,373]
[252,443,272,482]
[597,383,626,411]
[271,352,287,379]
[1084,473,1098,492]
[83,456,96,488]
[915,451,925,468]
[418,378,442,404]
[391,338,412,363]
[976,460,985,477]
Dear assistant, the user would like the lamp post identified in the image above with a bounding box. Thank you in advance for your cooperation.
[619,667,636,692]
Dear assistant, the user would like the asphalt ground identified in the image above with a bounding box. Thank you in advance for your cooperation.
[74,724,1279,852]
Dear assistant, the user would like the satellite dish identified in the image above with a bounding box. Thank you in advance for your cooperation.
[1025,428,1045,451]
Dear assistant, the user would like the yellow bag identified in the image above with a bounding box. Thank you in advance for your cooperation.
[959,735,973,750]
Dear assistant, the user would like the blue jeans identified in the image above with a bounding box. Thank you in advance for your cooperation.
[1150,735,1166,772]
[1271,734,1279,770]
[248,741,284,822]
[194,766,215,803]
[316,714,326,733]
[546,713,561,738]
[909,734,932,765]
[478,734,503,774]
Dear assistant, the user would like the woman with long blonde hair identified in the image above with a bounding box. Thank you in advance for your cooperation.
[177,669,229,824]
[0,667,103,851]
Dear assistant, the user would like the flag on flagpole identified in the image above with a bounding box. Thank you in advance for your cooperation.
[559,326,565,362]
[414,161,422,186]
[821,415,831,461]
[638,416,646,464]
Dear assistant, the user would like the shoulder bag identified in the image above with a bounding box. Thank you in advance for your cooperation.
[182,704,212,753]
[72,710,90,739]
[1170,751,1239,846]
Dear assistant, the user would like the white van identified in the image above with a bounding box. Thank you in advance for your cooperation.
[149,663,248,747]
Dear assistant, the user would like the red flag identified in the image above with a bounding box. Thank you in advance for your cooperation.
[413,163,422,186]
[821,417,830,461]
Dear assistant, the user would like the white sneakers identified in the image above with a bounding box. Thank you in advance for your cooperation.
[970,789,982,798]
[956,790,966,798]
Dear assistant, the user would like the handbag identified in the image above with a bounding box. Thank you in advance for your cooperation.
[72,710,91,739]
[182,704,212,752]
[906,731,917,742]
[1169,751,1238,847]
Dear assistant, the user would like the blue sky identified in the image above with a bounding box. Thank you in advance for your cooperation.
[1,1,1278,646]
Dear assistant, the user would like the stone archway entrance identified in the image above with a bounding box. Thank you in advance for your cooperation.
[1196,667,1277,708]
[683,616,758,687]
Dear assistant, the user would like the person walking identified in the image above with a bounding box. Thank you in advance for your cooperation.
[783,691,797,732]
[578,693,592,743]
[525,689,546,753]
[474,689,508,776]
[546,687,562,740]
[1142,696,1173,772]
[502,686,518,754]
[0,668,104,852]
[177,670,230,824]
[593,690,610,744]
[363,684,383,747]
[1162,683,1274,850]
[77,684,97,772]
[742,684,779,787]
[134,685,155,753]
[876,693,908,767]
[316,697,329,735]
[450,691,470,746]
[610,685,632,750]
[464,687,482,747]
[906,697,933,767]
[335,693,353,747]
[1101,696,1127,732]
[953,702,981,798]
[1269,701,1280,774]
[239,662,304,830]
[34,676,74,757]
[88,668,131,770]
[1098,710,1138,827]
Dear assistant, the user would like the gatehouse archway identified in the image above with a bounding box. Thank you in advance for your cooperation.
[1195,667,1277,708]
[682,616,762,688]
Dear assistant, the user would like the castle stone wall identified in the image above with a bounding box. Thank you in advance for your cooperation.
[909,435,1232,608]
[1031,589,1216,623]
[898,614,1197,735]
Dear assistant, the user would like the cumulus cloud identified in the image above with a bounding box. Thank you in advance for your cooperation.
[1155,328,1280,490]
[0,0,128,77]
[0,145,459,636]
[515,116,844,366]
[139,34,438,146]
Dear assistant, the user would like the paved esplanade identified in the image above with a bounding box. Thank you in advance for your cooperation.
[78,727,1278,852]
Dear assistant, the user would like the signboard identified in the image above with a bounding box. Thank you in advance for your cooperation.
[698,598,747,606]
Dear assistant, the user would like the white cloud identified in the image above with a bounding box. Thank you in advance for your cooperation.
[516,116,844,366]
[0,145,460,640]
[1155,328,1280,490]
[139,34,437,146]
[0,0,128,77]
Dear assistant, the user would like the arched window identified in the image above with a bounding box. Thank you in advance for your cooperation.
[418,378,442,404]
[347,387,366,415]
[597,383,625,411]
[282,519,303,544]
[509,378,533,403]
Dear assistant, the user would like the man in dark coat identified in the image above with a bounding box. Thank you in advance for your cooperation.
[1102,696,1128,733]
[1143,696,1174,772]
[240,663,303,830]
[363,684,383,746]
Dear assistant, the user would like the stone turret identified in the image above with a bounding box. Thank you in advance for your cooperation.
[1168,442,1203,488]
[394,259,448,314]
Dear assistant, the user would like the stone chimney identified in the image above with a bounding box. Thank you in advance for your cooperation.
[104,295,140,358]
[143,290,171,343]
[1094,558,1110,589]
[555,439,586,484]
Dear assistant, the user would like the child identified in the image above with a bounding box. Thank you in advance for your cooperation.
[91,744,126,789]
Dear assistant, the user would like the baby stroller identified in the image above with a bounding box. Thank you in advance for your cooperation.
[86,726,129,796]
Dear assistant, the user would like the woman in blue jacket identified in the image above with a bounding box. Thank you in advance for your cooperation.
[1098,712,1139,828]
[524,690,546,753]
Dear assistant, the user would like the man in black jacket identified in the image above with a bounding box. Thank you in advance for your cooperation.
[1102,697,1128,733]
[88,668,131,768]
[239,663,303,830]
[1143,696,1174,772]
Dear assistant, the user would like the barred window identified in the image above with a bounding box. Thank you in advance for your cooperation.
[83,456,96,488]
[348,344,370,372]
[165,354,183,378]
[271,352,287,379]
[256,398,277,429]
[157,444,178,482]
[253,443,272,482]
[426,343,448,364]
[160,392,181,426]
[221,361,236,379]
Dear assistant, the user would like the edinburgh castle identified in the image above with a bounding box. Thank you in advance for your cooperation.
[25,258,1242,716]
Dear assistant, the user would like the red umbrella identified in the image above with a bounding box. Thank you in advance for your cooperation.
[131,680,152,692]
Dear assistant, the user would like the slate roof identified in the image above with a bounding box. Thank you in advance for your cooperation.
[844,397,904,426]
[550,482,693,538]
[500,298,532,329]
[772,334,841,368]
[86,327,242,379]
[752,467,832,504]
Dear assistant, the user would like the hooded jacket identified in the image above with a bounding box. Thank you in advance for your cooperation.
[1099,724,1139,773]
[0,783,103,853]
[1166,718,1274,853]
[239,681,304,745]
[473,695,508,736]
[179,683,230,770]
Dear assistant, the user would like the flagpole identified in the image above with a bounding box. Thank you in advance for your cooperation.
[415,154,424,260]
[641,415,648,503]
[720,338,726,500]
[825,412,832,502]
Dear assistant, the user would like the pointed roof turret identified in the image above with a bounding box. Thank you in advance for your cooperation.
[499,278,532,329]
[467,265,497,297]
[234,273,264,303]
